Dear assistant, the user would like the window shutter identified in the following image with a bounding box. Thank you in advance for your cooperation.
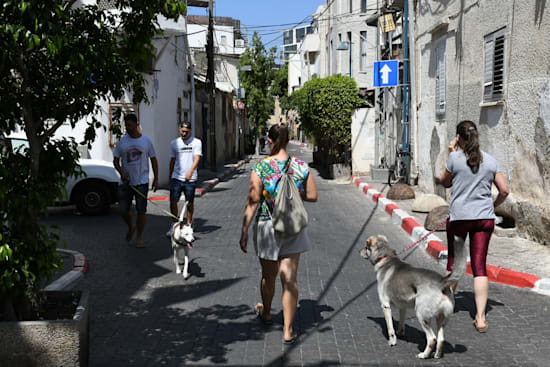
[484,28,506,101]
[483,39,495,99]
[435,39,446,118]
[492,35,505,99]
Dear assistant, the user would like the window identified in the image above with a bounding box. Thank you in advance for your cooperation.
[360,31,367,71]
[296,27,306,43]
[361,0,367,13]
[220,35,227,46]
[349,0,353,12]
[108,102,139,147]
[283,30,293,45]
[435,37,447,119]
[484,28,506,102]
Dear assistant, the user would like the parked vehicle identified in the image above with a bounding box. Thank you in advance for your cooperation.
[1,133,120,215]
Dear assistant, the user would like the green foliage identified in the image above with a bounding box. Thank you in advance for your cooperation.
[239,32,277,135]
[271,63,292,112]
[292,75,365,164]
[0,0,186,320]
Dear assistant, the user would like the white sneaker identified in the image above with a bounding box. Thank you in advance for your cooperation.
[166,222,176,237]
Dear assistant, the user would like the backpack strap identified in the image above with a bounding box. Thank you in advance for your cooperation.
[275,156,292,187]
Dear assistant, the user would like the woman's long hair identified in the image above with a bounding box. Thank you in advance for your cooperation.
[456,120,482,172]
[268,124,289,156]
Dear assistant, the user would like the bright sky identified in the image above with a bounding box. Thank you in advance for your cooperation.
[187,0,325,51]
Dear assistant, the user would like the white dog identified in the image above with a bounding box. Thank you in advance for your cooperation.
[170,202,195,279]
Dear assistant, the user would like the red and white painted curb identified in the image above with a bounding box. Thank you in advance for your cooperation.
[148,158,250,201]
[44,249,89,291]
[352,176,550,295]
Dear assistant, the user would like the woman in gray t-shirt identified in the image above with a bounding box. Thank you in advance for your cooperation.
[440,120,509,333]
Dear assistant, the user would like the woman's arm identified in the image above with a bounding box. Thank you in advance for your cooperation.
[240,171,262,253]
[302,172,318,202]
[493,172,510,208]
[439,169,453,188]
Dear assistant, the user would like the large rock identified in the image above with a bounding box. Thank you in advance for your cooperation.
[425,205,449,231]
[386,184,415,200]
[412,194,448,213]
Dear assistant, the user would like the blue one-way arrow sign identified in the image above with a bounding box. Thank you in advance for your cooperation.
[373,60,399,87]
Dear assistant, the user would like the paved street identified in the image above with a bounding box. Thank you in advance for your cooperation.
[44,144,550,366]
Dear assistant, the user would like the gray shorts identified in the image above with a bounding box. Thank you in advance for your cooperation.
[118,183,148,213]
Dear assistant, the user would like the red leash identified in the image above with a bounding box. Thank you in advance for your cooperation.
[397,218,448,256]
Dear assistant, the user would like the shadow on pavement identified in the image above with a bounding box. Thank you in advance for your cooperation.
[366,316,468,356]
[265,201,380,366]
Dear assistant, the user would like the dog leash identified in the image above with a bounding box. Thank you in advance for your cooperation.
[128,184,180,221]
[397,218,448,256]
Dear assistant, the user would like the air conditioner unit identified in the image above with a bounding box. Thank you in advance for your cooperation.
[235,39,245,48]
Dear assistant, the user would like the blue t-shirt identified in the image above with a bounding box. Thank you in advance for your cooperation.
[446,150,500,221]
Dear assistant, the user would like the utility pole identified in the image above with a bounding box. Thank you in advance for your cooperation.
[207,0,216,171]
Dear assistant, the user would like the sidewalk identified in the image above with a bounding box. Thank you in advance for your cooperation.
[351,176,550,295]
[147,157,250,201]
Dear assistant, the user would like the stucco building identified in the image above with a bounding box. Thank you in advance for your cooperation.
[412,0,550,245]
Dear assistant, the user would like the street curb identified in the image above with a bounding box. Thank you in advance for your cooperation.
[289,140,312,150]
[44,249,88,291]
[196,157,250,197]
[147,158,250,201]
[352,176,549,295]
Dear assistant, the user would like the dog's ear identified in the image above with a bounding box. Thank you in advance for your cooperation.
[366,236,377,248]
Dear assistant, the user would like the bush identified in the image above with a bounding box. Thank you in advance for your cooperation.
[292,75,364,164]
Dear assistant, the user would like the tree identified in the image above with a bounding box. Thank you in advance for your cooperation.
[239,32,277,136]
[292,75,365,164]
[270,62,292,112]
[0,0,186,321]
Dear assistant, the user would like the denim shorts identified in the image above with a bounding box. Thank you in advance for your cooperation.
[169,179,196,204]
[118,183,148,213]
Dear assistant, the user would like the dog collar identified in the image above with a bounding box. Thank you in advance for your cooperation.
[376,255,390,264]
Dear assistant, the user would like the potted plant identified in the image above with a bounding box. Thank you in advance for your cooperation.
[0,1,186,364]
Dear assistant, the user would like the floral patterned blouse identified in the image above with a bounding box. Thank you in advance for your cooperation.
[252,156,310,222]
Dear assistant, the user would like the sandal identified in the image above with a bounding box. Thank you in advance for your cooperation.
[473,319,488,333]
[283,333,298,345]
[254,303,273,326]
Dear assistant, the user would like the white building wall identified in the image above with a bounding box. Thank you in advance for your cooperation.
[54,32,192,187]
[288,53,302,94]
[413,0,550,244]
[321,0,375,89]
[351,108,376,174]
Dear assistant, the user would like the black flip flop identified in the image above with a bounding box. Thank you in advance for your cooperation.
[283,333,298,345]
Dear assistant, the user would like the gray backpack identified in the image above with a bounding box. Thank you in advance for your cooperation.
[271,157,309,237]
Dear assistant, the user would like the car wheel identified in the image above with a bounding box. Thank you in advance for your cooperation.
[75,182,111,215]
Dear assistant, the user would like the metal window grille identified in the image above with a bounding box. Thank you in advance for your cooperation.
[484,28,506,102]
[97,0,117,10]
[108,102,139,147]
[435,37,446,118]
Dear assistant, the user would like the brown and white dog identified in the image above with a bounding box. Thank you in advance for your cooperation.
[360,234,466,359]
[171,202,195,279]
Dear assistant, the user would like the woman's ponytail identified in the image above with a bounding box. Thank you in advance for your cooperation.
[456,120,482,172]
[268,124,289,156]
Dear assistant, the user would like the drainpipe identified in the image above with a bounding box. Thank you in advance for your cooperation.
[402,0,411,184]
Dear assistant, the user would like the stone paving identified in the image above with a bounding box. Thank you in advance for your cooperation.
[42,143,550,366]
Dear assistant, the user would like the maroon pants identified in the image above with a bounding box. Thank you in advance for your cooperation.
[446,219,495,277]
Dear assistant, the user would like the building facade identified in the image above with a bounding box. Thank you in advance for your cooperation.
[412,0,550,245]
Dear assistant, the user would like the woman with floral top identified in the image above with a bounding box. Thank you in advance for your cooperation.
[240,124,318,345]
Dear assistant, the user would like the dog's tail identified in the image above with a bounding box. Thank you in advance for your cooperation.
[441,235,467,290]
